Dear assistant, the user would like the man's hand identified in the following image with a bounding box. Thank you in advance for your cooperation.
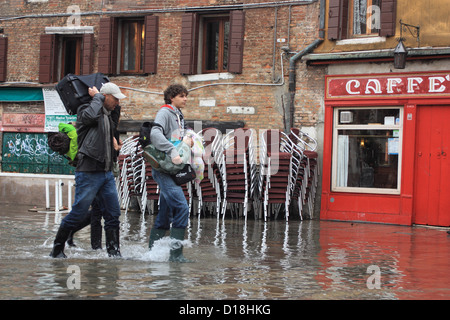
[88,86,99,97]
[113,137,123,152]
[172,155,183,165]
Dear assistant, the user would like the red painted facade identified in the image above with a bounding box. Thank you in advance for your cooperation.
[320,71,450,227]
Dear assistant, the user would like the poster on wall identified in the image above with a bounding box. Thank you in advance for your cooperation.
[42,88,77,132]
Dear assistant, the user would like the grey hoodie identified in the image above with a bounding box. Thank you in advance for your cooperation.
[150,105,185,159]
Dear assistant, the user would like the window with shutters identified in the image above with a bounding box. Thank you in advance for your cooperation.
[98,16,158,75]
[180,10,244,75]
[328,0,396,40]
[39,33,94,83]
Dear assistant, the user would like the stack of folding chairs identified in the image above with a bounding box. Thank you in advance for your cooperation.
[194,128,223,217]
[116,126,319,222]
[289,128,319,219]
[116,135,160,216]
[116,136,142,214]
[219,128,257,219]
[258,130,297,221]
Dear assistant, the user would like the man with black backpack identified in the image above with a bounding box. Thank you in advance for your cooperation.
[49,82,126,258]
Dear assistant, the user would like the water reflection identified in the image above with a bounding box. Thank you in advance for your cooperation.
[0,203,448,300]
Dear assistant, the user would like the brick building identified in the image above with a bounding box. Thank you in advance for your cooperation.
[0,0,322,146]
[0,0,325,210]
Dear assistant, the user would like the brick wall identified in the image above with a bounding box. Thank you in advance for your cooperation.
[1,0,323,134]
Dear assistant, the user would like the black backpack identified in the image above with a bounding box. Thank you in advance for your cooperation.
[138,122,163,148]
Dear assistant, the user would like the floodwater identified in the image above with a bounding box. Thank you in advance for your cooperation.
[0,203,449,300]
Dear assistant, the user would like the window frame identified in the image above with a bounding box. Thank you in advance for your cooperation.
[119,19,145,74]
[59,36,82,81]
[180,10,244,75]
[348,0,381,38]
[201,16,230,74]
[328,0,397,41]
[331,106,403,195]
[39,33,93,83]
[98,15,158,76]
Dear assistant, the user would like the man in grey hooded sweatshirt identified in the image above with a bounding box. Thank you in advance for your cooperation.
[148,84,193,262]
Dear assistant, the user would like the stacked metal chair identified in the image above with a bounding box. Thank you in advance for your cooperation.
[220,128,256,219]
[289,128,319,218]
[194,127,223,217]
[258,129,304,221]
[117,136,141,214]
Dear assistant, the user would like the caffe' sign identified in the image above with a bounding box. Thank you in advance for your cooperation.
[326,72,450,99]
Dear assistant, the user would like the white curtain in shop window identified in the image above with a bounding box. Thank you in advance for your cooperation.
[337,135,349,187]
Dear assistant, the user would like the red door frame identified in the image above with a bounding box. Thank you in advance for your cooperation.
[320,72,450,226]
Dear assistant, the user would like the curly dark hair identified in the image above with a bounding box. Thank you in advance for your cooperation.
[164,84,188,105]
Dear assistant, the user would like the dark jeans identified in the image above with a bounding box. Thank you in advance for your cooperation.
[61,171,121,231]
[152,169,189,230]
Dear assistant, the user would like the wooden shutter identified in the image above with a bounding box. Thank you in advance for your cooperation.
[81,33,94,75]
[180,12,198,75]
[98,17,117,75]
[380,0,397,37]
[144,15,159,74]
[228,10,245,74]
[39,34,57,83]
[328,0,348,40]
[0,37,7,82]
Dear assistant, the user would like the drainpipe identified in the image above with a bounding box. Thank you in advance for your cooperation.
[287,0,325,131]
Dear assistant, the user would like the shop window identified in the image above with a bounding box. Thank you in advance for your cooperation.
[332,107,402,194]
[328,0,397,40]
[180,10,244,75]
[98,15,158,75]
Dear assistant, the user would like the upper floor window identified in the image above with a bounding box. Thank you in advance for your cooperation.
[328,0,396,40]
[60,36,82,79]
[39,33,94,83]
[98,15,158,75]
[180,10,244,75]
[120,19,145,74]
[202,16,230,73]
[350,0,381,36]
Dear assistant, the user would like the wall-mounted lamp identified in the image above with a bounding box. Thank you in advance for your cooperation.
[394,20,420,69]
[394,39,407,69]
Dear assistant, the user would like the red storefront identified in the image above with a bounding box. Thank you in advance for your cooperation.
[320,71,450,227]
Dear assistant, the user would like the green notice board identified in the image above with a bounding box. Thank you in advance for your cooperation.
[2,132,75,174]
